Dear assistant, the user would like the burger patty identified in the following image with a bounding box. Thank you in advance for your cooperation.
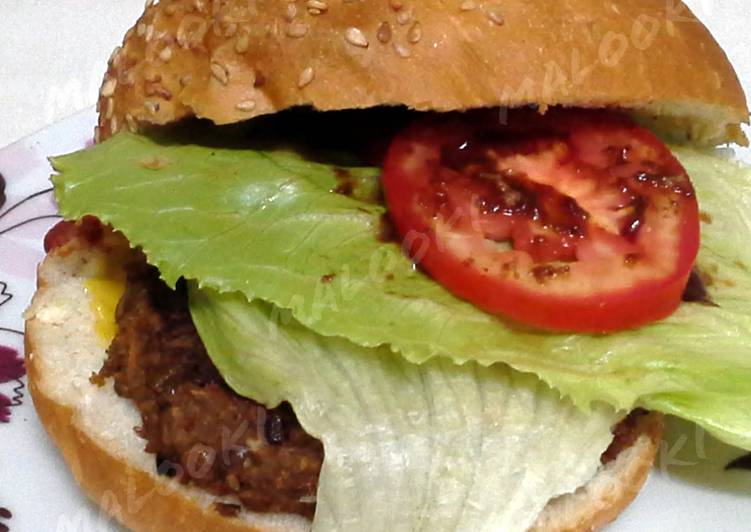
[93,265,323,519]
[93,255,643,520]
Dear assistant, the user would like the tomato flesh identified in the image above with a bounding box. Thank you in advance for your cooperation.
[382,109,700,332]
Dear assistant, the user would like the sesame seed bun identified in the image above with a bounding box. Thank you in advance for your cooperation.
[25,234,663,532]
[97,0,747,145]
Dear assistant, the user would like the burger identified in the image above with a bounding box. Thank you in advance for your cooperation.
[24,0,751,530]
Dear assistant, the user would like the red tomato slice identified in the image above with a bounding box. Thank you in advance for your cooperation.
[382,109,700,332]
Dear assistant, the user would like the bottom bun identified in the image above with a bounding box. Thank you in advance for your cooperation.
[25,238,662,532]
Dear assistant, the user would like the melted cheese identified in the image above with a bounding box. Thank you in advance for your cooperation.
[84,261,126,344]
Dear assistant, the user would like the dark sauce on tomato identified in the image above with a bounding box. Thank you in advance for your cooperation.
[633,171,694,198]
[530,263,571,284]
[603,145,632,166]
[439,135,589,262]
[618,190,647,241]
[472,170,589,237]
[439,126,697,262]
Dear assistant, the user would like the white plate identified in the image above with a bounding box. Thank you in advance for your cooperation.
[2,8,751,525]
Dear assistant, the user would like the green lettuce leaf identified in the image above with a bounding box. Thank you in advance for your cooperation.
[51,134,751,449]
[189,286,618,531]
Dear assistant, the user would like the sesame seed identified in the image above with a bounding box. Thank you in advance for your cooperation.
[108,46,121,65]
[210,62,229,85]
[298,66,315,88]
[145,24,155,41]
[235,33,250,53]
[110,116,119,133]
[377,21,392,43]
[389,0,403,11]
[247,67,257,86]
[236,100,257,112]
[136,22,146,37]
[393,42,411,58]
[144,100,160,114]
[407,21,422,43]
[285,3,297,20]
[712,70,722,89]
[345,27,369,47]
[177,15,209,49]
[159,47,173,61]
[100,78,117,97]
[485,5,504,25]
[145,82,172,100]
[665,19,676,36]
[125,113,137,132]
[306,0,327,12]
[145,0,154,8]
[396,9,412,25]
[105,98,115,119]
[286,21,309,38]
[460,1,476,10]
[179,74,193,87]
[122,70,135,86]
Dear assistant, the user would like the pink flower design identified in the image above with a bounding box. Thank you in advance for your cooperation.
[0,345,24,423]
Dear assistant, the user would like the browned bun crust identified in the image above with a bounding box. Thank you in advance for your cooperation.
[25,236,309,532]
[96,0,747,145]
[25,234,663,532]
[25,346,265,532]
[531,411,663,531]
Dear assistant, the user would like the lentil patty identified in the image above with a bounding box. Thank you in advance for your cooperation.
[94,265,323,519]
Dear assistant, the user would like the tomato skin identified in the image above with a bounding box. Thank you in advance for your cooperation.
[44,215,103,252]
[382,110,700,333]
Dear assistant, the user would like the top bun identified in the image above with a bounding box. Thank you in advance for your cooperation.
[97,0,748,146]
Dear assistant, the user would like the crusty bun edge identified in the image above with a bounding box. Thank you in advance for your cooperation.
[97,0,747,146]
[531,412,662,531]
[25,239,308,532]
[25,238,662,532]
[25,356,276,532]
